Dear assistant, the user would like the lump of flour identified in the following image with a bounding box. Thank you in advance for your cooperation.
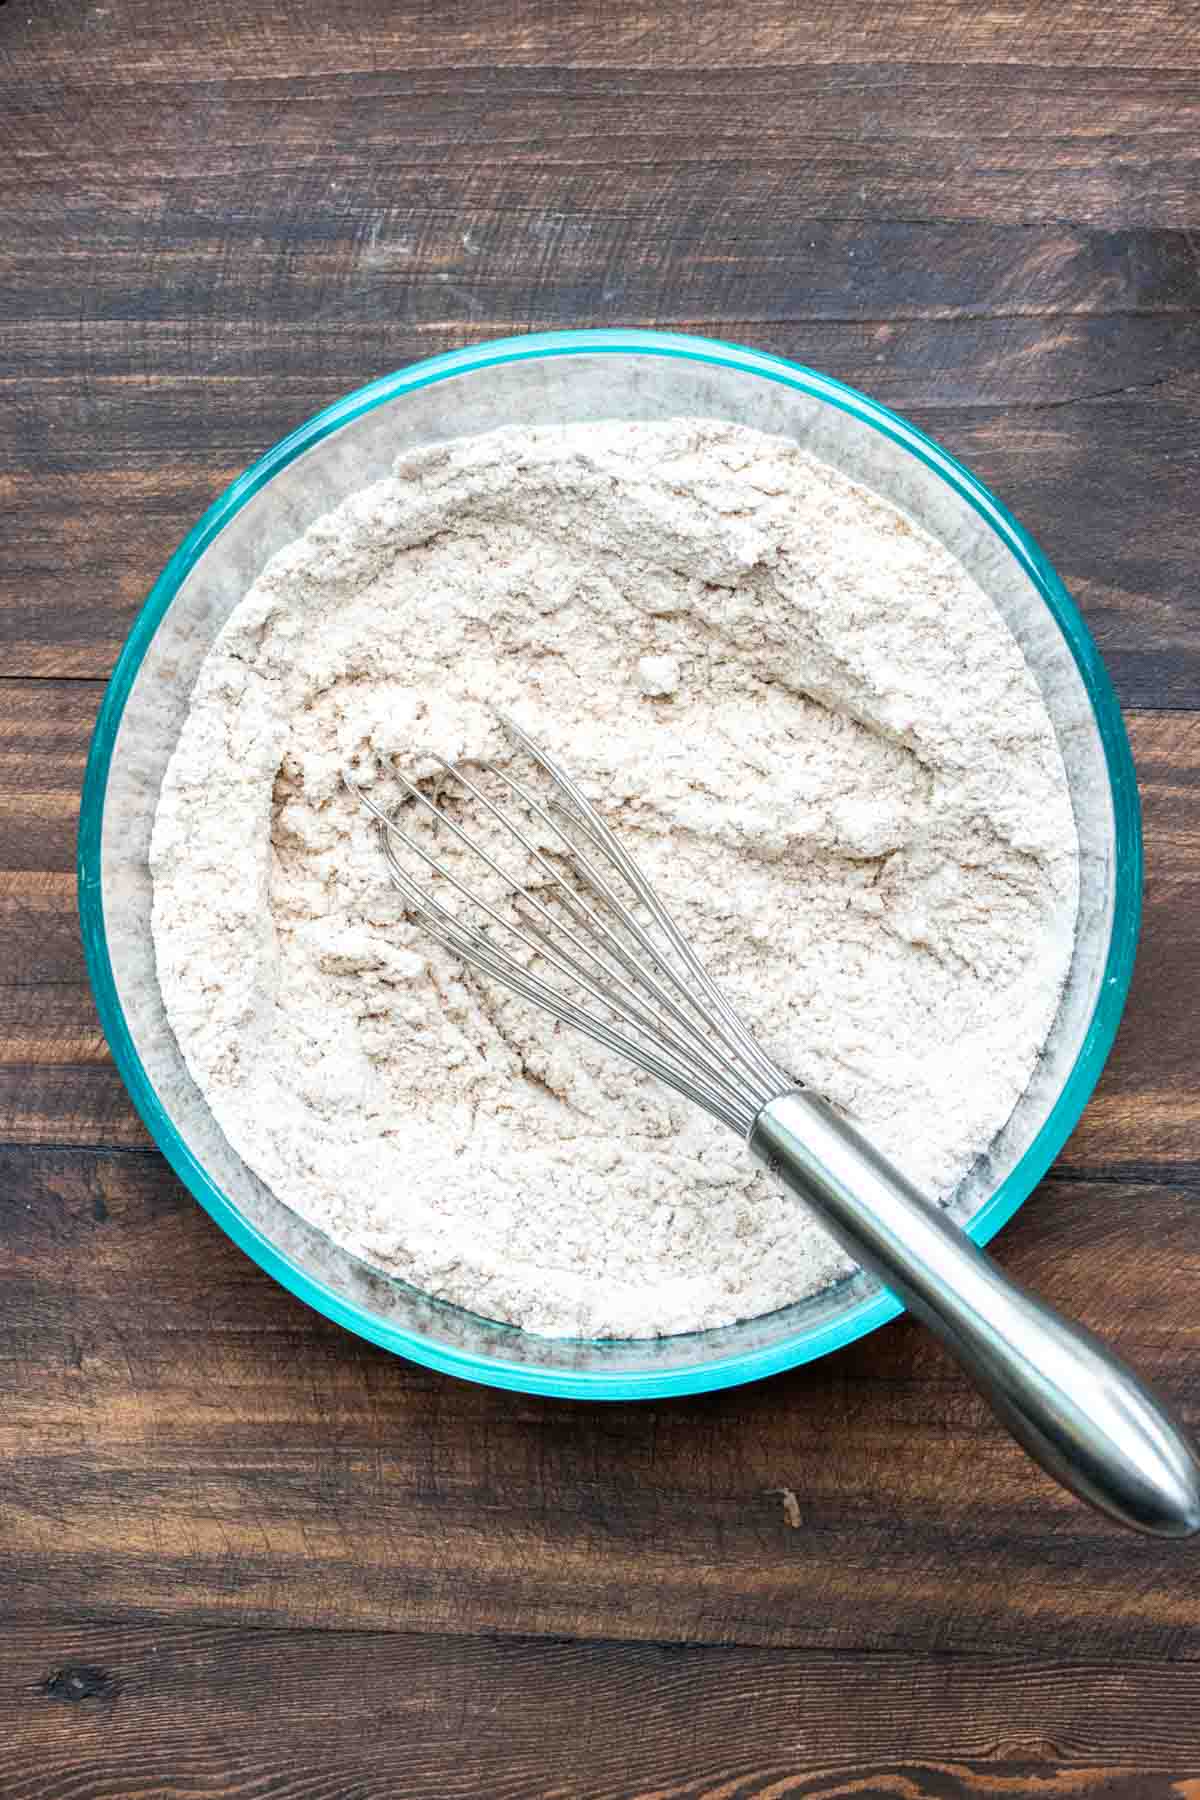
[150,418,1079,1339]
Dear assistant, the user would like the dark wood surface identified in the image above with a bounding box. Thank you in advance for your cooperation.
[2,2,1200,1794]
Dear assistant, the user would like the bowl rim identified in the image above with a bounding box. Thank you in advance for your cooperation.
[77,326,1142,1399]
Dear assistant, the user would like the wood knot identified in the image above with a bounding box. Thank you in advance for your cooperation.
[39,1666,120,1706]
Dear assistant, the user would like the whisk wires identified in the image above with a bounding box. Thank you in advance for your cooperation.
[344,717,789,1137]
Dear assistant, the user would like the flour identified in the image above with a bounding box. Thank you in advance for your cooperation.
[150,418,1079,1339]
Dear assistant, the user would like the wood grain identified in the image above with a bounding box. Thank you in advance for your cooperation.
[2,1623,1200,1800]
[2,0,1198,79]
[2,49,1199,689]
[3,0,1200,1788]
[3,62,1199,227]
[1,1145,1198,1652]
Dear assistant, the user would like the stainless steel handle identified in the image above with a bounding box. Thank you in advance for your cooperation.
[750,1089,1200,1538]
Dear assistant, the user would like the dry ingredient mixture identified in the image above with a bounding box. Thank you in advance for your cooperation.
[151,419,1079,1338]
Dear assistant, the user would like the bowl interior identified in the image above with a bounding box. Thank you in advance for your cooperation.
[79,331,1139,1397]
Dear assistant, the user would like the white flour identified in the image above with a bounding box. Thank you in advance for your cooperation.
[151,418,1079,1338]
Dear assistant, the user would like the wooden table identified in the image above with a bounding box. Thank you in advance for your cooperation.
[3,3,1199,1793]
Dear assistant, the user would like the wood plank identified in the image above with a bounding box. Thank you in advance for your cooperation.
[1069,711,1200,1172]
[7,205,1197,333]
[938,393,1200,713]
[2,1623,1200,1800]
[2,63,1199,229]
[1,0,1197,80]
[0,682,151,1144]
[1,686,1194,1166]
[1,1146,1197,1650]
[0,681,98,878]
[0,679,102,1005]
[5,83,1200,217]
[6,308,1198,396]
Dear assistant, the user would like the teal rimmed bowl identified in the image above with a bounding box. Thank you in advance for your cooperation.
[77,329,1140,1398]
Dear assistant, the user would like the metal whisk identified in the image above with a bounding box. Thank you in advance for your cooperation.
[347,715,1200,1538]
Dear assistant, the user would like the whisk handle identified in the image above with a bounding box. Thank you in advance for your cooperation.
[750,1088,1200,1538]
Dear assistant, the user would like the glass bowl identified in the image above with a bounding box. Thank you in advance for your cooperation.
[77,328,1141,1399]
